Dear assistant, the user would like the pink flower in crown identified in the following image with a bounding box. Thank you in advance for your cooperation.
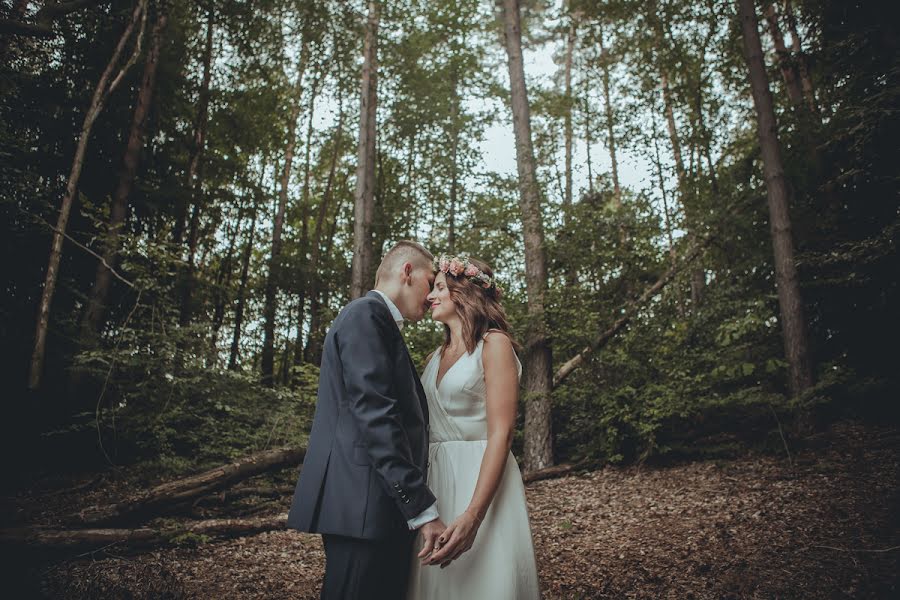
[449,258,463,276]
[439,257,450,272]
[464,264,479,277]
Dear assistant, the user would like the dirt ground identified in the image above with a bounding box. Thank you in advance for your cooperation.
[9,421,900,599]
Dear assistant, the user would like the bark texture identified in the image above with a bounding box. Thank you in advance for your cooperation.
[764,2,804,107]
[80,2,167,340]
[502,0,554,472]
[28,0,147,389]
[261,41,308,385]
[737,0,814,396]
[350,0,379,300]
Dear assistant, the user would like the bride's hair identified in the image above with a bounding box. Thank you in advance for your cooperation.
[441,257,520,354]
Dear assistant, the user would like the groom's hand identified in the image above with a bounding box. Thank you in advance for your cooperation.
[416,518,447,564]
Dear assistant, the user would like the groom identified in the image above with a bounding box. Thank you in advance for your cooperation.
[288,241,446,599]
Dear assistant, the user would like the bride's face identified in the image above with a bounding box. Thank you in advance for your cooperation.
[426,272,457,323]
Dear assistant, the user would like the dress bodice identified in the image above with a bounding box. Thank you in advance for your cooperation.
[422,333,522,443]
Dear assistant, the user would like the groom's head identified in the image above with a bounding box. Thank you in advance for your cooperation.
[374,241,435,322]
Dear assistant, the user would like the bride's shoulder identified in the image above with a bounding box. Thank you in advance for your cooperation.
[481,330,521,377]
[481,329,514,358]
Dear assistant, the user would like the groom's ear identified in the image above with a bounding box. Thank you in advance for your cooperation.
[402,261,413,282]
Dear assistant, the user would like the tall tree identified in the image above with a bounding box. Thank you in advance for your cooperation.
[763,2,804,108]
[80,0,167,341]
[261,38,309,386]
[598,23,620,207]
[562,8,577,210]
[303,109,346,365]
[174,5,216,338]
[27,0,148,390]
[228,172,262,372]
[501,0,554,472]
[350,0,379,300]
[736,0,814,396]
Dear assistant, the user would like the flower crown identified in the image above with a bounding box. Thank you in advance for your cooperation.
[434,254,503,298]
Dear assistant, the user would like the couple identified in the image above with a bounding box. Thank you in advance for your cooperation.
[287,241,540,599]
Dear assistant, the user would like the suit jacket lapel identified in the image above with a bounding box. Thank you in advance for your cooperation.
[366,291,430,424]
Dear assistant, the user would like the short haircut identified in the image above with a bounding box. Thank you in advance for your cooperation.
[374,241,434,284]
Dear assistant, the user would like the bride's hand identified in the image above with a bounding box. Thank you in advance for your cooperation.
[423,509,482,568]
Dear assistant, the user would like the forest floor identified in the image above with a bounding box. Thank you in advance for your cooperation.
[7,420,899,599]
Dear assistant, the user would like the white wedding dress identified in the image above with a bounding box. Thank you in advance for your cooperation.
[406,333,541,599]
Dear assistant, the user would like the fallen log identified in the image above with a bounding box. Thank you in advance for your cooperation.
[522,462,591,484]
[552,232,714,389]
[0,514,288,553]
[66,447,305,527]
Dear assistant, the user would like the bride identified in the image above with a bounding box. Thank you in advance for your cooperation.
[407,255,540,599]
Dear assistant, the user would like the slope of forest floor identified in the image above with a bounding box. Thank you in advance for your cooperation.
[8,420,900,599]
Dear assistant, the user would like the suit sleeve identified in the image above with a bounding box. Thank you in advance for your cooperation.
[336,304,436,521]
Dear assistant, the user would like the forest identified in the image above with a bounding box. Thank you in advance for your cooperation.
[1,0,898,597]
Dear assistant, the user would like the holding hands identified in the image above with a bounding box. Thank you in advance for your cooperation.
[418,509,483,568]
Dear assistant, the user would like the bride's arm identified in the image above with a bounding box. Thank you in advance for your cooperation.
[424,331,518,567]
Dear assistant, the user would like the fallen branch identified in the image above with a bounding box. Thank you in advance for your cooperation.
[0,514,288,553]
[66,447,304,527]
[552,232,714,389]
[522,462,583,484]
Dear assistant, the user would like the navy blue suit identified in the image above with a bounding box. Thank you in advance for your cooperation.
[287,291,434,598]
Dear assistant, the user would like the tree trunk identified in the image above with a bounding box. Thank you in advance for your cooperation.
[583,92,594,196]
[599,25,621,207]
[661,70,686,189]
[737,0,814,396]
[350,0,379,300]
[652,122,677,268]
[501,0,554,473]
[176,6,215,332]
[563,13,576,210]
[27,0,147,389]
[292,69,324,370]
[228,181,260,371]
[783,0,817,113]
[79,2,167,341]
[173,5,214,248]
[262,40,308,386]
[661,68,706,309]
[209,200,243,363]
[65,447,305,527]
[763,2,804,107]
[1,515,288,553]
[304,100,345,365]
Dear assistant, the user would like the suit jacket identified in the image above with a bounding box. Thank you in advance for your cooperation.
[287,291,434,539]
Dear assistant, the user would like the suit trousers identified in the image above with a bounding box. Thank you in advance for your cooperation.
[321,530,417,600]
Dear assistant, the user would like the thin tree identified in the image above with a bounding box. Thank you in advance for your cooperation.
[782,0,817,113]
[562,8,577,210]
[763,2,803,108]
[736,0,814,396]
[228,168,264,371]
[598,23,620,207]
[174,6,216,335]
[292,66,324,370]
[80,0,168,341]
[261,38,309,385]
[28,0,148,390]
[349,0,379,300]
[304,96,346,365]
[501,0,554,472]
